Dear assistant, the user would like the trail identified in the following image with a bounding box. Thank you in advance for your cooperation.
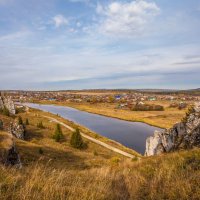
[43,115,137,159]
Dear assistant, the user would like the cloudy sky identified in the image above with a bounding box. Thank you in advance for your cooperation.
[0,0,200,90]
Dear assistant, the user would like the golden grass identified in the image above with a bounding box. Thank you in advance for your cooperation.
[0,107,200,199]
[38,100,188,128]
[0,148,200,200]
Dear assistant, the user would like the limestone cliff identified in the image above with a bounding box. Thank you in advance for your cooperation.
[0,95,16,115]
[145,102,200,156]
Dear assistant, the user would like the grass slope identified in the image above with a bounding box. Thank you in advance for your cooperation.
[0,108,200,199]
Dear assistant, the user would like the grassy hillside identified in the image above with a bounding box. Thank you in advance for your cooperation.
[0,147,200,199]
[0,108,200,199]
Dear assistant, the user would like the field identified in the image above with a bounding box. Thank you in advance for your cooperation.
[38,100,188,128]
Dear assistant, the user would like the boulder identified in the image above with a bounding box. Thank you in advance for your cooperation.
[145,102,200,156]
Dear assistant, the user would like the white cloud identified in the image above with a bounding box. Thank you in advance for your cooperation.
[53,15,68,28]
[96,0,160,37]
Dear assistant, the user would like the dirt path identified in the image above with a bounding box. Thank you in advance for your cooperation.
[43,115,137,159]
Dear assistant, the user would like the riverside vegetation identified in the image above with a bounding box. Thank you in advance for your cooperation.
[0,100,200,199]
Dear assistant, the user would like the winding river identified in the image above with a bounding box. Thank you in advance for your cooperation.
[24,103,163,155]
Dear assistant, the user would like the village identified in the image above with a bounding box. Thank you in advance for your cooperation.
[3,90,200,112]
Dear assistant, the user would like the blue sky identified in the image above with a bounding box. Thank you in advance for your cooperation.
[0,0,200,90]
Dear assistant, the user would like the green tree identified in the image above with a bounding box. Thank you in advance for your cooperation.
[18,116,23,125]
[53,124,64,142]
[70,128,84,149]
[25,118,29,125]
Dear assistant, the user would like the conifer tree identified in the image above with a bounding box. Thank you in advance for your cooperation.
[70,128,84,149]
[53,123,64,142]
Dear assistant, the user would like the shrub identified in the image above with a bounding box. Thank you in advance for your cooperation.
[93,150,98,156]
[53,124,64,142]
[18,116,23,125]
[25,118,29,125]
[15,107,25,114]
[181,106,195,124]
[38,148,44,155]
[110,157,121,164]
[37,121,45,129]
[2,107,10,116]
[0,120,3,130]
[132,103,164,111]
[70,128,84,149]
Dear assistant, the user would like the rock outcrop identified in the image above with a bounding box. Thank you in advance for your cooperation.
[145,102,200,156]
[9,120,25,140]
[5,143,22,168]
[0,132,22,168]
[0,95,16,115]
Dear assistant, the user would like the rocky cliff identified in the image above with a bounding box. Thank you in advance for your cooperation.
[145,102,200,156]
[0,95,16,115]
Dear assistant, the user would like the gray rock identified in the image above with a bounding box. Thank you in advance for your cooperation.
[10,120,25,140]
[0,95,16,115]
[145,102,200,156]
[5,143,22,168]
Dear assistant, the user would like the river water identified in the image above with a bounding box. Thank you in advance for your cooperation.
[24,103,163,155]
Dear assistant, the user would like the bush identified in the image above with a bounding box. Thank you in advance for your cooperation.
[2,107,10,116]
[181,106,195,124]
[18,116,23,125]
[37,121,45,129]
[16,107,25,114]
[70,128,84,149]
[0,120,3,130]
[25,118,29,125]
[132,103,164,111]
[38,148,44,155]
[53,124,64,142]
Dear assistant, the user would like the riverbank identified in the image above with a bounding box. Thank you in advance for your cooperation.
[26,107,141,157]
[35,100,186,129]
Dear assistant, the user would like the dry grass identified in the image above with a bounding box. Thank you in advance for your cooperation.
[0,109,200,199]
[0,148,200,200]
[39,100,188,128]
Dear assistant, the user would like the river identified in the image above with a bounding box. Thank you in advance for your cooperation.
[24,103,163,155]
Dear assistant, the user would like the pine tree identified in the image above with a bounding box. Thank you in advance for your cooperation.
[70,128,84,149]
[53,124,64,142]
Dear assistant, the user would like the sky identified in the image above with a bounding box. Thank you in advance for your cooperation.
[0,0,200,90]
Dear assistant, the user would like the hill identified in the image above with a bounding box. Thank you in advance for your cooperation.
[0,105,200,199]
